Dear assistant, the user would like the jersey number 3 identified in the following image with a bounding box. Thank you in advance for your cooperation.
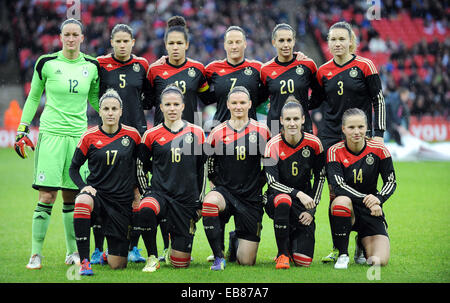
[337,80,344,95]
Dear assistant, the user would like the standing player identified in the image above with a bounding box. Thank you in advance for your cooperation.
[136,85,206,272]
[70,89,141,275]
[14,19,99,269]
[202,86,271,270]
[326,108,396,269]
[205,26,267,126]
[264,98,325,269]
[147,16,210,126]
[260,23,321,134]
[96,23,153,264]
[204,26,309,262]
[308,21,386,263]
[204,26,266,262]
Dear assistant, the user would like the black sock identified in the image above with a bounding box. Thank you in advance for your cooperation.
[159,218,170,250]
[129,211,141,250]
[92,223,104,252]
[330,207,352,256]
[203,216,223,258]
[74,217,91,261]
[274,202,290,256]
[138,207,158,257]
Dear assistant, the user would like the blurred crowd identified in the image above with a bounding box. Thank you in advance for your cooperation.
[308,0,449,119]
[8,0,290,90]
[4,0,449,127]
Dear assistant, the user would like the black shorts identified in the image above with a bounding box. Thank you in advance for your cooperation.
[349,201,389,239]
[213,186,264,242]
[265,193,315,257]
[80,191,132,257]
[143,191,199,253]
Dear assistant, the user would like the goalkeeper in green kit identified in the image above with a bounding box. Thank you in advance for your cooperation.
[14,19,100,269]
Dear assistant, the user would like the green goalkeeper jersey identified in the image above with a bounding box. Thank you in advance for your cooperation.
[21,50,100,137]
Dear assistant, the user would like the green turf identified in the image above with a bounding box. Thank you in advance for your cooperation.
[0,148,449,283]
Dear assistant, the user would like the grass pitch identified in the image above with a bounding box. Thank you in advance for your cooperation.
[0,147,449,284]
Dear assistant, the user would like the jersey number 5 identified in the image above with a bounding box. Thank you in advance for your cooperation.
[119,74,126,88]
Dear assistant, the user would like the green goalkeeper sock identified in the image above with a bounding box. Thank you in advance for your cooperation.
[62,202,78,255]
[31,203,53,255]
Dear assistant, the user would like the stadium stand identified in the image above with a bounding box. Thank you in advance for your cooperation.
[308,0,448,118]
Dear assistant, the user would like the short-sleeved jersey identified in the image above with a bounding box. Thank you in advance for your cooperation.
[205,59,266,123]
[206,119,271,201]
[312,55,386,139]
[71,124,141,202]
[264,132,326,207]
[260,57,319,133]
[140,121,206,204]
[97,54,153,135]
[21,51,100,136]
[326,140,396,204]
[147,58,209,126]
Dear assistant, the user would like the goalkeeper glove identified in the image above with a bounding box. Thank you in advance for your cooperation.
[14,123,35,159]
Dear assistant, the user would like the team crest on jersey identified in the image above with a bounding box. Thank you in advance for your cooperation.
[82,67,89,77]
[249,132,258,143]
[244,67,253,76]
[188,68,196,78]
[121,137,130,147]
[184,133,194,144]
[366,154,374,165]
[38,172,46,182]
[296,66,305,75]
[349,68,358,78]
[133,63,140,72]
[302,148,310,158]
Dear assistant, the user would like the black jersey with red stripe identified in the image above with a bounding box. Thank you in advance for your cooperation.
[312,55,386,140]
[326,139,396,204]
[147,58,210,126]
[264,132,326,207]
[70,124,141,202]
[140,121,206,204]
[260,57,320,133]
[205,59,267,123]
[206,119,271,201]
[97,54,152,135]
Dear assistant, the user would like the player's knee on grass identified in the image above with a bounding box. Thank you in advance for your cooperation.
[363,235,390,266]
[236,239,258,266]
[292,253,313,267]
[106,237,128,269]
[169,248,191,268]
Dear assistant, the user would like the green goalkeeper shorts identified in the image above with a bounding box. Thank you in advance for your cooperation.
[33,132,88,191]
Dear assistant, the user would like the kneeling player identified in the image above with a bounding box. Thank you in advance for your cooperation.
[264,99,325,269]
[137,85,206,272]
[202,86,271,270]
[327,108,396,269]
[69,89,141,275]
